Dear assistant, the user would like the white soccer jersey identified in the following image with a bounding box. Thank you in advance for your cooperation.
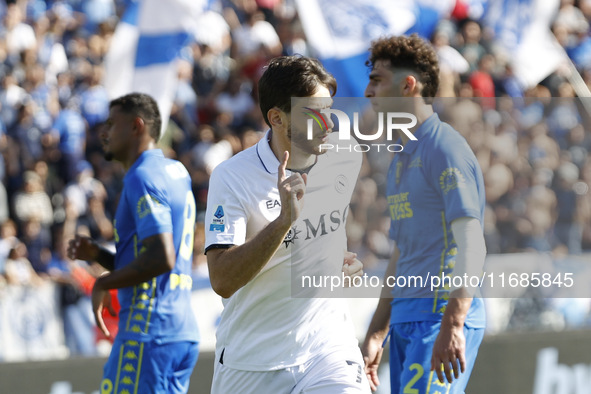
[205,131,362,371]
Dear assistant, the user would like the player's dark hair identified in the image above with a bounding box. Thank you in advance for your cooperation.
[258,55,336,127]
[367,34,440,98]
[110,93,162,141]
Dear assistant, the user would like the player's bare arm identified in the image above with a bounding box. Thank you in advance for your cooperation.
[362,246,399,391]
[208,151,307,298]
[67,234,115,271]
[430,217,486,384]
[89,232,175,336]
[93,232,176,290]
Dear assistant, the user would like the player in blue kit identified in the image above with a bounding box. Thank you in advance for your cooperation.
[67,93,199,394]
[361,35,487,393]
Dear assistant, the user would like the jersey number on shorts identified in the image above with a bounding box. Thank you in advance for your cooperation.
[403,363,424,394]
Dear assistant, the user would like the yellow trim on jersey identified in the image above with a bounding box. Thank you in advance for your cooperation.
[114,344,125,394]
[125,284,138,332]
[433,211,449,313]
[133,342,145,394]
[426,369,435,393]
[144,277,157,333]
[426,368,452,394]
[125,235,140,333]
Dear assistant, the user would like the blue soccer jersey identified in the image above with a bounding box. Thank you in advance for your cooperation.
[386,113,485,328]
[112,149,200,343]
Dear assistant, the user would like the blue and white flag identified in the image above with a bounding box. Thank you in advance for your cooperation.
[103,0,204,137]
[295,0,416,97]
[294,0,454,97]
[483,0,566,89]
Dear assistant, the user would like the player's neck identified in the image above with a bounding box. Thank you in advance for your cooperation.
[399,103,433,145]
[288,144,317,170]
[123,140,157,170]
[269,131,316,170]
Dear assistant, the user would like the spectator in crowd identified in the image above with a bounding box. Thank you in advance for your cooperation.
[0,72,28,131]
[48,231,96,356]
[230,8,282,79]
[12,170,53,228]
[80,65,109,130]
[63,160,109,237]
[214,74,256,129]
[4,240,44,287]
[2,3,37,60]
[21,217,52,274]
[469,54,496,110]
[50,97,87,184]
[553,161,585,254]
[32,14,69,82]
[457,19,486,72]
[10,100,48,171]
[0,219,18,277]
[0,179,7,223]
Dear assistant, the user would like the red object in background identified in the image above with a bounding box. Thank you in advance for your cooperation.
[451,0,469,20]
[469,71,496,110]
[71,266,120,343]
[96,289,120,343]
[256,0,280,10]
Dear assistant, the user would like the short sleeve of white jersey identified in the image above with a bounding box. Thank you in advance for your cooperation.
[204,165,248,251]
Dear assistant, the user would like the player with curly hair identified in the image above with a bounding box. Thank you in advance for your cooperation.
[361,35,487,394]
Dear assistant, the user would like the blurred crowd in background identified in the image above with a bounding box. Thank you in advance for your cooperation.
[0,0,590,358]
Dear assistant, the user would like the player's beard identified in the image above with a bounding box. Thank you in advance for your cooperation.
[104,151,114,161]
[287,124,326,156]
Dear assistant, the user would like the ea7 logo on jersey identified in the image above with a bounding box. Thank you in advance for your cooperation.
[266,199,281,209]
[210,205,225,232]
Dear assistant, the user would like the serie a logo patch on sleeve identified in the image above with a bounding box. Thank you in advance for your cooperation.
[210,205,225,232]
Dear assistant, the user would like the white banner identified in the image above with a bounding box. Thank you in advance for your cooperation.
[0,283,66,361]
[483,0,566,89]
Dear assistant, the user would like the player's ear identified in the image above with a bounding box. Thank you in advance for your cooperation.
[133,116,145,134]
[403,75,419,97]
[268,108,287,131]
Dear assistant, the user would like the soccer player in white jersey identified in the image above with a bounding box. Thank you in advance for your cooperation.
[204,56,371,393]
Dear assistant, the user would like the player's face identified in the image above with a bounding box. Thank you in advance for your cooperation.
[365,59,408,112]
[101,105,134,162]
[289,85,334,156]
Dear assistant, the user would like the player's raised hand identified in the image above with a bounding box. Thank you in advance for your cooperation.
[67,234,100,262]
[277,151,307,223]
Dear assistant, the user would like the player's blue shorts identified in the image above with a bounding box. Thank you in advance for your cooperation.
[100,337,199,394]
[388,321,484,394]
